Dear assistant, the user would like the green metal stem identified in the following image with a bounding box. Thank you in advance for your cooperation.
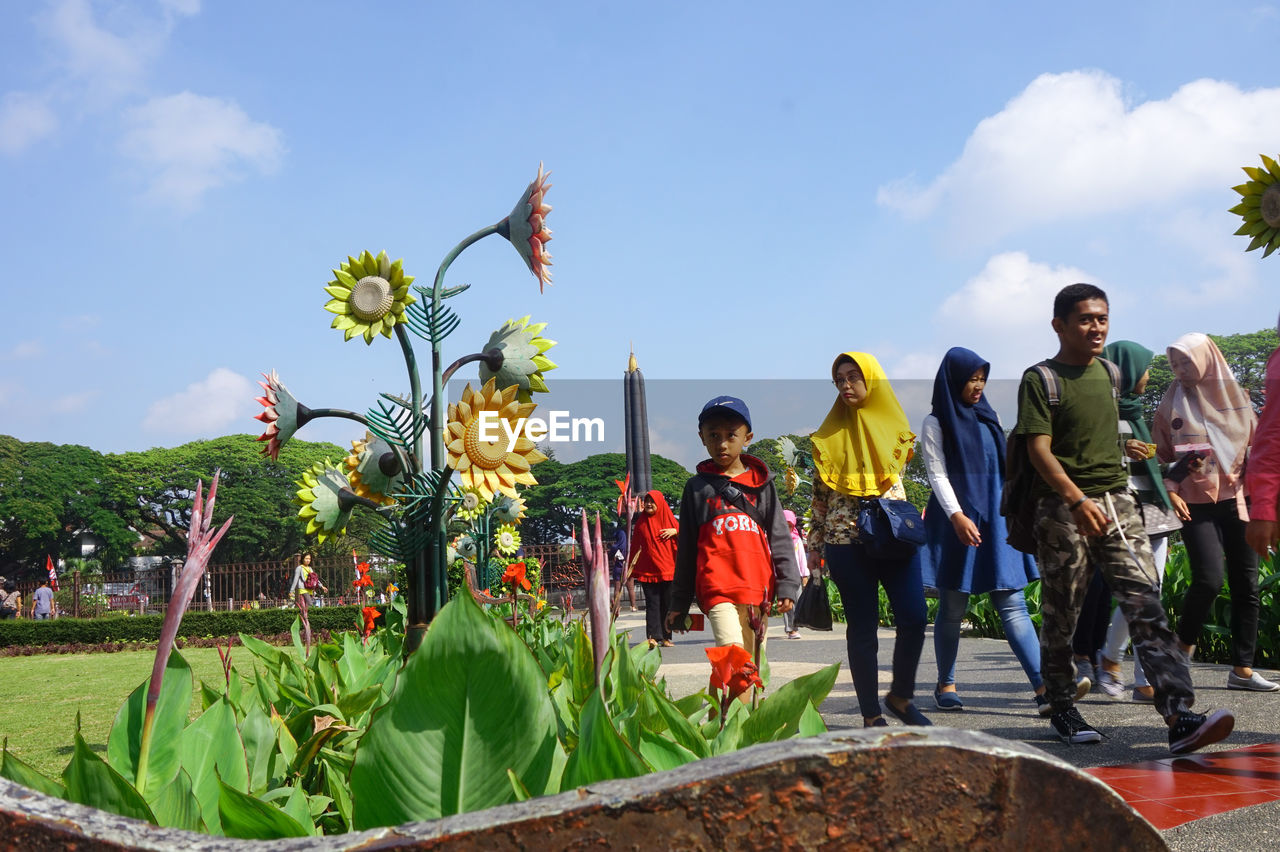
[303,408,368,426]
[304,408,412,503]
[429,223,500,472]
[393,323,429,653]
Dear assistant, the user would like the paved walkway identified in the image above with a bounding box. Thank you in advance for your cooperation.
[613,609,1280,851]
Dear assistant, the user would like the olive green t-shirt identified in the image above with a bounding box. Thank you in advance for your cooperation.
[1014,359,1127,498]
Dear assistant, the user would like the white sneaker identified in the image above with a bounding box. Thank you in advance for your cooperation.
[1227,671,1280,692]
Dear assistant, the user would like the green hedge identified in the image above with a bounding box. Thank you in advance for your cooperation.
[0,606,366,648]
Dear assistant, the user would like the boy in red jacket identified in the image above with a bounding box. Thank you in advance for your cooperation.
[666,396,800,655]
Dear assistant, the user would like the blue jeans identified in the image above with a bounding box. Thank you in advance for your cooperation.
[825,542,926,719]
[935,588,1042,692]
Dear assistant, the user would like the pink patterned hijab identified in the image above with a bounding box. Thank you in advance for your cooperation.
[1155,333,1256,482]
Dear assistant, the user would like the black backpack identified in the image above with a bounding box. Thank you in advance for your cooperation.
[1001,358,1122,554]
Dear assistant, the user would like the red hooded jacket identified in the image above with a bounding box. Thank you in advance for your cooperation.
[671,454,801,613]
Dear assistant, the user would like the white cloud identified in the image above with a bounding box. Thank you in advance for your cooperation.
[143,367,256,434]
[59,313,101,330]
[0,92,58,155]
[160,0,201,16]
[39,0,150,100]
[877,71,1280,241]
[8,340,45,359]
[52,390,97,414]
[889,252,1099,381]
[121,92,284,209]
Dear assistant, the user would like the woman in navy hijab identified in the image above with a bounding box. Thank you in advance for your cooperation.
[919,347,1045,712]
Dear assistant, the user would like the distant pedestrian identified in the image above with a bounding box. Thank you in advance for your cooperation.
[0,581,21,619]
[288,553,327,609]
[610,521,638,611]
[31,577,54,620]
[630,490,678,647]
[781,510,809,639]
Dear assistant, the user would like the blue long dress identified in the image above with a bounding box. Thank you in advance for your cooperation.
[920,425,1037,594]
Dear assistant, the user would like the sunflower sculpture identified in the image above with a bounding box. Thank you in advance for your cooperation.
[1230,154,1280,258]
[478,316,557,403]
[452,488,486,522]
[324,250,417,343]
[344,433,403,506]
[254,166,554,642]
[494,523,522,556]
[501,163,553,291]
[295,461,357,543]
[445,377,548,500]
[254,370,305,461]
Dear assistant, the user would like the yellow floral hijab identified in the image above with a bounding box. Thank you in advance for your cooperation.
[811,352,916,497]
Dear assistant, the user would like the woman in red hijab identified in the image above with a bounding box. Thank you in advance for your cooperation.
[631,490,679,647]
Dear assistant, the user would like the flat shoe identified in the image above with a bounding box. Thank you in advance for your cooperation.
[934,689,964,711]
[864,717,888,728]
[885,696,932,726]
[1227,671,1280,692]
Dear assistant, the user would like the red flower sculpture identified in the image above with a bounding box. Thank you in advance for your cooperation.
[705,644,762,702]
[500,561,532,591]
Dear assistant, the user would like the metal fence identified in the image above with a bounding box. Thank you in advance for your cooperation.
[12,544,589,619]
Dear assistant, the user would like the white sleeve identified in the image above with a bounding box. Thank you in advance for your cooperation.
[921,415,964,518]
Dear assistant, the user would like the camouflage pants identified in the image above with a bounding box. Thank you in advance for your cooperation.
[1034,490,1193,718]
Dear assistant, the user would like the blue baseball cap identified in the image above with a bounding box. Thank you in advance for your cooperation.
[698,395,751,431]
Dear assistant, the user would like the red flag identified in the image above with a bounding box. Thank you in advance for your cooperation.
[614,472,631,516]
[46,555,58,591]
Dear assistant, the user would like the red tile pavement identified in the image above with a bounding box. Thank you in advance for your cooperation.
[1085,743,1280,829]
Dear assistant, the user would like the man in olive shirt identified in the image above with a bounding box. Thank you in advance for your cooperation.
[1015,283,1234,755]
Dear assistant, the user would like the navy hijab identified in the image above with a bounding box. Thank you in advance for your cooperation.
[931,347,1003,520]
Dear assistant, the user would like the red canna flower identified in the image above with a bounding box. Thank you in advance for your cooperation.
[706,644,762,702]
[353,561,373,590]
[361,606,380,639]
[500,561,531,591]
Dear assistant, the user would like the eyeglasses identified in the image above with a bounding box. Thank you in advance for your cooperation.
[832,376,862,388]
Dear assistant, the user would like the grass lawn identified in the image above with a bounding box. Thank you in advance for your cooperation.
[0,648,252,779]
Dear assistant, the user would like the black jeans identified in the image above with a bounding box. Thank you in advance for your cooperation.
[824,542,926,719]
[639,580,672,641]
[1178,499,1260,668]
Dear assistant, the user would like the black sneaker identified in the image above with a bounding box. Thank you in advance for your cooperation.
[1169,709,1235,755]
[1050,707,1104,744]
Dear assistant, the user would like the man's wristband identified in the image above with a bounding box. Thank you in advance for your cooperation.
[1068,496,1088,512]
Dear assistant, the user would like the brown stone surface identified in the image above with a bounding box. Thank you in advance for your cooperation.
[0,728,1164,851]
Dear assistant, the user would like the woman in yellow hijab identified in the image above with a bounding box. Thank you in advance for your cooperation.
[809,352,930,727]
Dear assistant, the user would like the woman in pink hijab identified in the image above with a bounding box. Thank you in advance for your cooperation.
[1154,333,1275,692]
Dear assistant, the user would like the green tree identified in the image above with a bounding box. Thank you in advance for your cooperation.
[746,435,814,516]
[0,436,136,578]
[105,435,380,563]
[518,452,691,544]
[1141,328,1279,423]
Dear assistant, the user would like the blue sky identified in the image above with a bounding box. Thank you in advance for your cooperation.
[2,1,1278,470]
